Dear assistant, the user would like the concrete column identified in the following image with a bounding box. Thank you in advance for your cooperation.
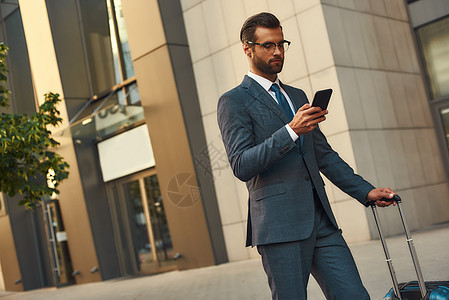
[121,0,218,269]
[18,0,101,284]
[181,0,449,256]
[320,0,449,238]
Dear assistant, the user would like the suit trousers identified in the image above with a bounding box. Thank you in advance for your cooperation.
[257,191,370,300]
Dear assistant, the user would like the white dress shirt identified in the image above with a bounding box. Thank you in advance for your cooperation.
[247,71,299,142]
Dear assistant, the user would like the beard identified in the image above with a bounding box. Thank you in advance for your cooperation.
[251,53,284,75]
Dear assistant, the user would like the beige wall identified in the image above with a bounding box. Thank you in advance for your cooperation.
[0,260,3,291]
[0,215,22,291]
[320,0,449,237]
[181,0,449,261]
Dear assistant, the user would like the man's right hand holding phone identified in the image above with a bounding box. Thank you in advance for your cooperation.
[288,104,327,136]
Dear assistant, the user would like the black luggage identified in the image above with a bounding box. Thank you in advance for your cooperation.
[369,195,449,300]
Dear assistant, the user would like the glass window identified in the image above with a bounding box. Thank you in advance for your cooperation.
[93,85,144,138]
[107,0,122,85]
[68,0,144,140]
[78,0,116,95]
[416,17,449,100]
[69,84,144,140]
[106,0,135,83]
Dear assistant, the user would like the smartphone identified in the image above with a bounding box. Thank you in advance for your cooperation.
[311,89,333,110]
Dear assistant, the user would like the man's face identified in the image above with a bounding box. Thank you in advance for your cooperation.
[244,26,285,80]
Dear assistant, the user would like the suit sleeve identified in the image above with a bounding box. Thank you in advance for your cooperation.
[217,93,297,182]
[312,125,375,205]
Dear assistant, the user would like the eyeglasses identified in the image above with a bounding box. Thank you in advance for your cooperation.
[245,40,291,53]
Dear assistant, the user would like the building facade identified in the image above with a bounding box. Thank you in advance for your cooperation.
[0,0,448,292]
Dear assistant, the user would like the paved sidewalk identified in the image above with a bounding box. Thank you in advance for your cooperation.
[1,223,448,299]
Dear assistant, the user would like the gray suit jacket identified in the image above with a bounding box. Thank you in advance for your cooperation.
[217,76,374,247]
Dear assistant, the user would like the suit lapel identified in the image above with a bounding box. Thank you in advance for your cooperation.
[241,76,290,124]
[240,76,311,150]
[280,82,307,111]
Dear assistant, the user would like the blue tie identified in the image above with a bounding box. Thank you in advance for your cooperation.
[270,83,294,122]
[270,83,303,150]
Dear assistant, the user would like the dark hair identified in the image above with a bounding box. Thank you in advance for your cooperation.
[240,12,281,43]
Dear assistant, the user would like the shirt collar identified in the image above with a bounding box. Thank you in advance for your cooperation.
[248,71,280,92]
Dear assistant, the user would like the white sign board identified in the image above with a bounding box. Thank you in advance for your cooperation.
[97,125,156,182]
[56,231,67,242]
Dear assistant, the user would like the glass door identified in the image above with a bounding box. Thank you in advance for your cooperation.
[43,200,75,287]
[143,175,175,268]
[108,170,176,275]
[122,179,154,272]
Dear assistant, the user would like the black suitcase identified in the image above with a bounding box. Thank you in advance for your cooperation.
[369,195,449,300]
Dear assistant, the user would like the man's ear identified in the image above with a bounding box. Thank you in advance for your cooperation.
[242,43,252,58]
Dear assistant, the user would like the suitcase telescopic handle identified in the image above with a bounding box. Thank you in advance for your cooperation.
[367,194,402,206]
[369,194,427,299]
[386,194,401,203]
[370,202,402,299]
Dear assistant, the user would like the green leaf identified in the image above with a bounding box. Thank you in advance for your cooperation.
[0,42,70,209]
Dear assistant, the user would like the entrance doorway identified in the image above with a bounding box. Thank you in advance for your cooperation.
[106,169,176,275]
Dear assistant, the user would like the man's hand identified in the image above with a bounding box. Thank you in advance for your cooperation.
[366,188,396,207]
[289,104,327,136]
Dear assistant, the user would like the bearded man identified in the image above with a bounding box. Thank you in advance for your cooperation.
[217,12,395,300]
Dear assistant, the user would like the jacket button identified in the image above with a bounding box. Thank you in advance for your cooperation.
[305,175,310,181]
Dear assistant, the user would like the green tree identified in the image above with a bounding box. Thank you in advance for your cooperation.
[0,43,69,209]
